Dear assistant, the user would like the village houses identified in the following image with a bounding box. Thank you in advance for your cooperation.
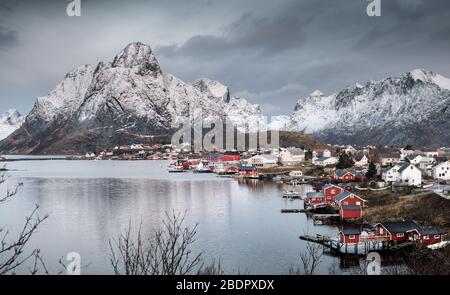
[382,163,422,187]
[378,152,401,166]
[312,148,331,158]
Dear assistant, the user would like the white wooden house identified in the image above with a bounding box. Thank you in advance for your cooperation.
[432,161,450,180]
[278,147,305,166]
[314,156,338,167]
[383,163,422,187]
[245,154,278,168]
[354,155,369,167]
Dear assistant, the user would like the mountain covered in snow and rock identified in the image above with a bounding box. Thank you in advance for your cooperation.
[0,109,24,141]
[1,41,450,154]
[288,69,450,147]
[0,42,264,154]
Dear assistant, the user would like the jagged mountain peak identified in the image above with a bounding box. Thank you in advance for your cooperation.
[111,42,161,76]
[192,78,230,102]
[405,69,450,90]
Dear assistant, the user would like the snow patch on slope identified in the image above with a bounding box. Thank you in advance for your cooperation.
[0,109,24,140]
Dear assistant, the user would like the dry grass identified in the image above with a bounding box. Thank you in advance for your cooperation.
[364,192,450,235]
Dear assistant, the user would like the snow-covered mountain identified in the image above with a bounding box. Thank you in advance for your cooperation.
[289,69,450,146]
[0,42,264,154]
[0,109,24,140]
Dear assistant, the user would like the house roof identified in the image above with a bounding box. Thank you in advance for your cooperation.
[397,163,416,173]
[419,227,446,235]
[378,220,419,234]
[335,191,353,202]
[340,205,362,211]
[254,154,277,161]
[287,147,305,155]
[341,228,361,235]
[322,183,341,190]
[306,192,325,199]
[335,169,353,177]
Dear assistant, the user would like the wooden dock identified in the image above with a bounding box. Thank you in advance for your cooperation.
[281,208,309,213]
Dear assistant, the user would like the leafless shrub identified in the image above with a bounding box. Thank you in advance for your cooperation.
[0,174,49,275]
[289,242,323,275]
[109,211,203,275]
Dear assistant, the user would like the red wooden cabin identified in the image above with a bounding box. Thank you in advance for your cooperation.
[339,205,362,220]
[339,228,361,244]
[334,191,366,208]
[322,184,344,203]
[333,169,356,183]
[305,192,326,205]
[376,221,419,242]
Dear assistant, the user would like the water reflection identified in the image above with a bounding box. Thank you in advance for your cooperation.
[0,160,344,274]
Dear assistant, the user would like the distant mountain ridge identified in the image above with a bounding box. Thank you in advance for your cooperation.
[1,41,450,154]
[288,69,450,147]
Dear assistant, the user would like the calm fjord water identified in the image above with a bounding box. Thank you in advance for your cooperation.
[0,160,339,274]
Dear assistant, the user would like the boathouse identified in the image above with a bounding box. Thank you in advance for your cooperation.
[305,192,326,205]
[339,228,361,244]
[322,184,344,202]
[339,204,362,220]
[334,191,366,208]
[376,220,419,242]
[417,227,447,245]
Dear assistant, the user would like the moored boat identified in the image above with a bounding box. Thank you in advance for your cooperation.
[282,189,302,198]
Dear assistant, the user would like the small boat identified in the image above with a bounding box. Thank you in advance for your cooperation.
[193,161,212,173]
[422,183,434,189]
[282,189,302,198]
[167,165,186,173]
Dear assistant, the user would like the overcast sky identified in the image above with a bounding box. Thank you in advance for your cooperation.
[1,0,450,116]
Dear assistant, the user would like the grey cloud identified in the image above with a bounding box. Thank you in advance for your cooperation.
[157,10,308,60]
[0,26,17,49]
[1,0,450,116]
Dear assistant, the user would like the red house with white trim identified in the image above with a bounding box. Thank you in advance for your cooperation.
[334,191,366,208]
[339,228,361,244]
[333,169,356,182]
[322,184,344,203]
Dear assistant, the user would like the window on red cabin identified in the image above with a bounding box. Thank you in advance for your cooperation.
[397,233,404,238]
[331,189,336,194]
[343,202,349,205]
[349,235,355,239]
[434,235,441,239]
